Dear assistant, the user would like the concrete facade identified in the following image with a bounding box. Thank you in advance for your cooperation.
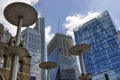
[0,53,31,80]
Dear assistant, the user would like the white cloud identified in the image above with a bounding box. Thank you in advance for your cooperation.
[0,0,39,6]
[45,25,55,44]
[64,12,100,39]
[88,0,120,29]
[0,0,39,36]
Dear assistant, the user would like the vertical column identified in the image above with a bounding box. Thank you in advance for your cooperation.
[9,17,22,80]
[9,55,19,80]
[48,68,50,80]
[79,53,86,75]
[15,16,22,46]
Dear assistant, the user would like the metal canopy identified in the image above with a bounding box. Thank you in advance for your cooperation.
[4,2,38,27]
[4,46,29,57]
[39,61,57,69]
[69,44,91,55]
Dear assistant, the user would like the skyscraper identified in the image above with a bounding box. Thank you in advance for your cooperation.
[34,17,46,80]
[48,33,79,80]
[34,17,46,61]
[21,27,41,80]
[74,11,120,80]
[21,18,45,80]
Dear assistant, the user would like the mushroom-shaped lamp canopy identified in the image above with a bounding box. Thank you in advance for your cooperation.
[39,61,57,69]
[0,42,7,50]
[69,44,90,55]
[4,2,38,27]
[4,46,29,57]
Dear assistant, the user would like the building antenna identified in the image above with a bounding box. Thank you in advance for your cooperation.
[57,18,60,33]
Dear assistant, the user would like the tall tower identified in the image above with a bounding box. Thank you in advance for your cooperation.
[21,17,45,80]
[34,17,46,61]
[47,33,79,80]
[48,33,73,56]
[34,17,46,80]
[74,11,120,80]
[21,27,41,80]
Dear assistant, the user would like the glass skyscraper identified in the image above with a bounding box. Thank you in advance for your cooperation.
[34,17,46,80]
[74,11,120,80]
[48,33,79,80]
[21,18,45,80]
[21,27,41,80]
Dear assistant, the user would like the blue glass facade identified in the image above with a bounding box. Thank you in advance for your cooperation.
[48,48,59,80]
[48,48,77,80]
[21,18,45,80]
[74,11,120,80]
[59,55,77,80]
[48,33,78,80]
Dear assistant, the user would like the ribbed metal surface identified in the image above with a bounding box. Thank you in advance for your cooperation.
[39,62,57,69]
[4,2,38,27]
[4,46,28,57]
[69,44,91,55]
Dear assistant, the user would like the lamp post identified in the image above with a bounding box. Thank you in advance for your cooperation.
[69,44,92,80]
[4,2,38,80]
[104,73,110,80]
[39,61,57,80]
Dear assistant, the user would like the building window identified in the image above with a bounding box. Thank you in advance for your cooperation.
[18,60,24,72]
[0,75,3,80]
[0,73,5,80]
[17,77,20,80]
[0,54,7,68]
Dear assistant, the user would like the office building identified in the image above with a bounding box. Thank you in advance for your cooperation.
[34,17,46,62]
[21,27,41,80]
[74,11,120,80]
[21,17,46,80]
[48,33,79,80]
[34,17,46,80]
[21,18,45,80]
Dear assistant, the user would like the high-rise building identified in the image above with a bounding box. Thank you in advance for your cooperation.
[21,27,41,80]
[74,11,120,80]
[48,33,79,80]
[34,17,46,61]
[21,18,45,80]
[34,17,46,80]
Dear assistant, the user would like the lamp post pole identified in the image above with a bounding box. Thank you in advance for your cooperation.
[9,16,23,80]
[69,44,91,80]
[15,16,23,46]
[80,52,86,75]
[4,2,38,80]
[48,68,50,80]
[39,61,57,80]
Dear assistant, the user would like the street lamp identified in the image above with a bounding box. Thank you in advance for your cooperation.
[69,44,92,80]
[4,2,38,80]
[104,73,110,80]
[39,61,57,80]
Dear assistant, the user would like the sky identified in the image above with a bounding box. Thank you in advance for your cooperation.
[35,0,120,44]
[0,0,120,44]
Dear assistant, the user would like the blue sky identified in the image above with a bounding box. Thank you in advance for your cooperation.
[0,0,120,43]
[35,0,120,43]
